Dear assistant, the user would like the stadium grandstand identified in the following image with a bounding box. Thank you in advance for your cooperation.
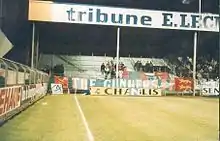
[0,0,219,141]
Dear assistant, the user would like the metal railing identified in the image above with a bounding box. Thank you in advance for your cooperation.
[0,57,49,87]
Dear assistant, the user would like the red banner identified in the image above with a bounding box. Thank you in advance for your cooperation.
[175,77,193,91]
[54,76,68,89]
[0,86,21,116]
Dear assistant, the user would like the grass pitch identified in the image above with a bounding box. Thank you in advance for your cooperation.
[0,95,219,141]
[0,95,86,141]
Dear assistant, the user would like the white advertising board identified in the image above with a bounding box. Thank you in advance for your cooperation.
[200,81,219,96]
[51,83,63,94]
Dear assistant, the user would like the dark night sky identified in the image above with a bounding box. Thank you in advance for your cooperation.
[0,0,219,64]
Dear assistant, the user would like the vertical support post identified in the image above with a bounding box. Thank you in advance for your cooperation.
[4,65,8,87]
[36,31,39,68]
[31,23,35,68]
[193,32,197,96]
[51,54,54,75]
[24,69,26,85]
[116,27,120,87]
[193,0,202,97]
[199,0,202,13]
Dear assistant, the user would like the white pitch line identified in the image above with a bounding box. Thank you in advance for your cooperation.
[74,94,94,141]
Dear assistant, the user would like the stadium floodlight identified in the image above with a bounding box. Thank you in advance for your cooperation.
[182,0,202,96]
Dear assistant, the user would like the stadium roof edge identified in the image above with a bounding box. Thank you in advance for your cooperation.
[29,0,218,15]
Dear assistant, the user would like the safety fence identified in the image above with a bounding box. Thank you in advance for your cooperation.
[0,83,48,122]
[50,76,219,96]
[0,58,49,87]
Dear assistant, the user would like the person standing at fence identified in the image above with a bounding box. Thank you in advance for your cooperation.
[101,63,105,75]
[105,63,110,79]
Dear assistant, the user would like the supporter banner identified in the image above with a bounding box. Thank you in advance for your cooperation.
[54,76,68,89]
[70,78,174,90]
[89,79,174,90]
[29,1,219,32]
[90,87,161,96]
[51,83,63,94]
[72,78,89,90]
[175,77,193,91]
[0,86,21,116]
[200,81,219,96]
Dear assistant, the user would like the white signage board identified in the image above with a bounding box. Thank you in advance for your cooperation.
[29,1,219,32]
[200,81,219,96]
[51,83,63,94]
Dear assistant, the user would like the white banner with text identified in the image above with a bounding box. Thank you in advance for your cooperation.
[90,87,162,96]
[29,1,219,32]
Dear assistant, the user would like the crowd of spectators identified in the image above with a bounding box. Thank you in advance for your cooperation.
[134,61,153,72]
[101,60,127,79]
[170,56,219,80]
[174,57,192,78]
[133,56,219,81]
[134,60,169,73]
[196,57,219,80]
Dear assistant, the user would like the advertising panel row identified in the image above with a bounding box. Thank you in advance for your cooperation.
[0,83,48,117]
[22,83,48,102]
[90,87,162,96]
[53,76,219,96]
[29,1,219,32]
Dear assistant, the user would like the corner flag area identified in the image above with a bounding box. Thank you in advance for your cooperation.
[0,95,218,141]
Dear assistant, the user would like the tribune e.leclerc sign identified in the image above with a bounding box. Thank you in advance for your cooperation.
[29,1,219,32]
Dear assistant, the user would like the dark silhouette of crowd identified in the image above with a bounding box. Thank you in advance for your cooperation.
[134,61,153,72]
[196,57,219,80]
[133,56,219,81]
[168,56,219,80]
[134,60,169,73]
[101,60,126,79]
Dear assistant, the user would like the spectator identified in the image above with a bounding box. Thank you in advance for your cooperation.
[122,67,129,79]
[104,64,110,79]
[134,61,142,71]
[101,63,105,74]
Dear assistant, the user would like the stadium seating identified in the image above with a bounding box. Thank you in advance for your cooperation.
[39,54,173,79]
[39,54,114,79]
[38,54,218,80]
[118,57,134,71]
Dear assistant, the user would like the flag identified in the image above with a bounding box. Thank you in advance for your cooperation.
[175,77,193,91]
